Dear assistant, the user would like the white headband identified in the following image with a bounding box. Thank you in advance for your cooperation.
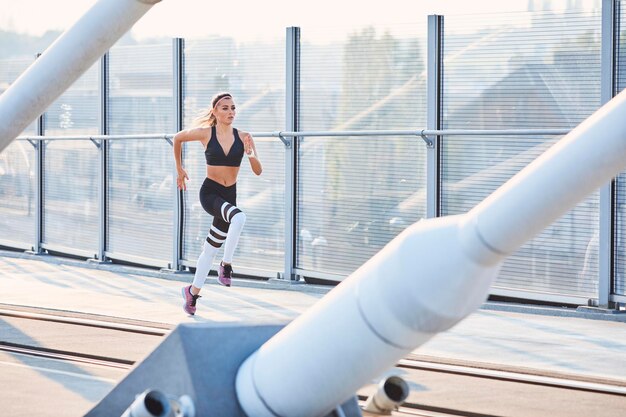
[213,95,232,108]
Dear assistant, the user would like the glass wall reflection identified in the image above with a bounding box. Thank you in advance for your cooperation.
[298,23,428,276]
[0,57,39,248]
[441,8,601,297]
[106,43,174,265]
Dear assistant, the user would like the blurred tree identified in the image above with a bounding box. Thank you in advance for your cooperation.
[320,26,425,263]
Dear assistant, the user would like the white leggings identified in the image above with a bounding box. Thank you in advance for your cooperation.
[222,211,246,264]
[192,241,218,289]
[192,211,246,288]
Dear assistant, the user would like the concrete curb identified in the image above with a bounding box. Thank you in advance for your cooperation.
[2,248,625,322]
[0,248,332,295]
[482,301,626,323]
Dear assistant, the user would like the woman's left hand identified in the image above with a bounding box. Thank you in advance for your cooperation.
[242,131,262,175]
[243,133,254,157]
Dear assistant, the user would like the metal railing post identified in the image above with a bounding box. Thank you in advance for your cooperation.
[283,27,300,281]
[170,37,184,272]
[95,52,109,263]
[598,0,616,308]
[427,15,443,218]
[33,53,45,254]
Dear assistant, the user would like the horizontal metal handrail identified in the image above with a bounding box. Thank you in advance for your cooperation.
[420,128,571,136]
[15,128,571,141]
[269,128,571,137]
[16,133,173,141]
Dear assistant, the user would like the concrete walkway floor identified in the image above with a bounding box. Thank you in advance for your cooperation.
[0,249,625,386]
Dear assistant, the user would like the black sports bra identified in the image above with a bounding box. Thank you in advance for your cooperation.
[204,126,244,167]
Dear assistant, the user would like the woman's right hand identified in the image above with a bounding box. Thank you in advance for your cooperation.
[177,168,189,191]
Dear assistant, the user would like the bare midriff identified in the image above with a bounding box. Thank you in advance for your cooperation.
[206,165,240,187]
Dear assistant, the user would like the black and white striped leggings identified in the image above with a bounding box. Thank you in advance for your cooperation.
[199,177,245,250]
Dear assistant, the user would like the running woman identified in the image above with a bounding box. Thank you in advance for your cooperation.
[173,92,262,315]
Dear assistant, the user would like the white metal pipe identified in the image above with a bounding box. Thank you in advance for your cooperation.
[362,375,409,414]
[235,88,626,417]
[236,214,502,417]
[120,389,170,417]
[0,0,162,155]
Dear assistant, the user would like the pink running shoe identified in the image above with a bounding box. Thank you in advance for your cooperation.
[218,262,232,287]
[181,285,201,315]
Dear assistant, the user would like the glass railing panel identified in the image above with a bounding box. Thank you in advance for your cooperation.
[297,22,427,278]
[296,135,427,276]
[107,138,173,266]
[0,141,36,248]
[107,43,174,135]
[614,0,626,297]
[41,62,99,255]
[441,8,601,298]
[42,140,99,255]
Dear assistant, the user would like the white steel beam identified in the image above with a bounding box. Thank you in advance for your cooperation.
[236,87,626,417]
[0,0,162,154]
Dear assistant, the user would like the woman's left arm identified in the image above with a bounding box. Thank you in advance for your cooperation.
[242,131,263,175]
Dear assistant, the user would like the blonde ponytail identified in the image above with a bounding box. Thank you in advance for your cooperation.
[191,109,215,128]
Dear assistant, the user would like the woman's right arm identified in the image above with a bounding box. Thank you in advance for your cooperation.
[173,128,206,191]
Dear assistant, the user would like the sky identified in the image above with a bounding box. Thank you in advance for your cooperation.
[0,0,599,42]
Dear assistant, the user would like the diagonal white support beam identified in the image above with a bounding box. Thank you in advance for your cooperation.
[236,87,626,417]
[0,0,162,154]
